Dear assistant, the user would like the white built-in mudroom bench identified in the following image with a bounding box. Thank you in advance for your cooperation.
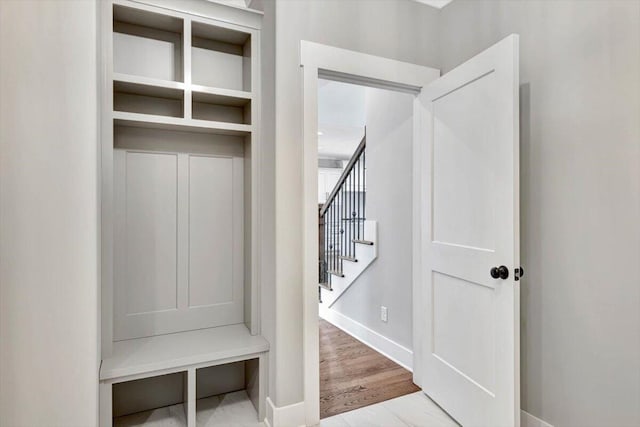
[98,1,267,426]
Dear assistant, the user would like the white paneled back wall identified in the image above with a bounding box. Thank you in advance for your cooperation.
[113,148,244,340]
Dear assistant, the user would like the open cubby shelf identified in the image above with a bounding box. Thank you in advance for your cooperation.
[191,21,251,92]
[103,325,267,427]
[114,81,184,118]
[112,3,255,130]
[113,4,184,83]
[101,1,262,425]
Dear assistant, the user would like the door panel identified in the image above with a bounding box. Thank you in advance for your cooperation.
[432,71,497,251]
[432,272,495,392]
[419,35,520,427]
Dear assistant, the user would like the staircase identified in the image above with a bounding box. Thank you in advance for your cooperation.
[319,135,377,307]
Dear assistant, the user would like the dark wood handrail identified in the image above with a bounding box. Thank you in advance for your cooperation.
[320,135,366,217]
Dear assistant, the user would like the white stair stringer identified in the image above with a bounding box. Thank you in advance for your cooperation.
[321,220,377,308]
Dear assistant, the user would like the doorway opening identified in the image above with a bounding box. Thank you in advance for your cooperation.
[300,41,441,427]
[315,79,420,419]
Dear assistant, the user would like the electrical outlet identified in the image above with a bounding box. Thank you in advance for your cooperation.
[381,306,388,322]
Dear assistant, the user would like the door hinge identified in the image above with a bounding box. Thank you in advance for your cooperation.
[515,267,524,281]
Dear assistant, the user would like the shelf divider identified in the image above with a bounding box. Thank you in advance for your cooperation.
[184,17,193,119]
[113,111,252,136]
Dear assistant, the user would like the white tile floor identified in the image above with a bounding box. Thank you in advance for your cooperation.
[113,390,457,427]
[320,391,458,427]
[114,390,264,427]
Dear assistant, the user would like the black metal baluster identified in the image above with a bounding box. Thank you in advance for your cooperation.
[348,172,352,258]
[356,157,359,240]
[333,203,336,276]
[338,189,341,273]
[351,167,354,257]
[340,187,344,273]
[357,161,360,244]
[352,168,356,257]
[328,206,331,284]
[324,210,328,285]
[363,150,366,219]
[330,204,334,280]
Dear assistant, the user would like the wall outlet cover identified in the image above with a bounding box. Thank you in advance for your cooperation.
[381,306,388,322]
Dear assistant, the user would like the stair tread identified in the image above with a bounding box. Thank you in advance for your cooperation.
[327,269,345,277]
[319,282,332,291]
[353,239,374,245]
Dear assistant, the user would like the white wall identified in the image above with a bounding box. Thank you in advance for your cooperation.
[438,1,640,426]
[0,1,99,426]
[273,0,440,407]
[332,87,415,351]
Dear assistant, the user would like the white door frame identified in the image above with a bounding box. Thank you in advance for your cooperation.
[300,41,439,426]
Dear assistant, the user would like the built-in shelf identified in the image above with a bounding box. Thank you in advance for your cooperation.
[101,0,263,423]
[113,111,252,136]
[114,73,185,94]
[191,84,252,107]
[113,4,184,83]
[191,20,251,92]
[101,324,269,382]
[113,76,184,118]
[192,88,251,124]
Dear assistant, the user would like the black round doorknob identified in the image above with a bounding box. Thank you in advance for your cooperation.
[490,265,509,280]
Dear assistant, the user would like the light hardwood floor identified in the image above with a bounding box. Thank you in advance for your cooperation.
[319,319,420,419]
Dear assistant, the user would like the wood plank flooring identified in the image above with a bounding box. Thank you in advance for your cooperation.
[319,319,420,419]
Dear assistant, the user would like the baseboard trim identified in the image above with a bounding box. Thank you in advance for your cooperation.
[319,305,413,371]
[521,410,554,427]
[265,396,305,427]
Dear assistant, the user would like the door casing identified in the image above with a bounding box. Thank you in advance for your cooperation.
[300,41,440,426]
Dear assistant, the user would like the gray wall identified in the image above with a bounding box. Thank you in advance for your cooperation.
[333,87,415,351]
[273,0,440,407]
[0,0,99,425]
[438,1,640,426]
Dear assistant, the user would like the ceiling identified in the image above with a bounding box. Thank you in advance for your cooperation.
[210,0,251,8]
[214,0,454,11]
[317,79,366,161]
[411,0,454,9]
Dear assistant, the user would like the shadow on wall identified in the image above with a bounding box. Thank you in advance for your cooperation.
[519,82,542,414]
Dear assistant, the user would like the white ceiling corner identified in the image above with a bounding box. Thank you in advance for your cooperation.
[411,0,454,10]
[206,0,252,8]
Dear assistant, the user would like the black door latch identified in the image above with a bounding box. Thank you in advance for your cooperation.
[515,267,524,281]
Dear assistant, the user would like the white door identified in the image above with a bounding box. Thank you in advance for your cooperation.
[418,35,520,426]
